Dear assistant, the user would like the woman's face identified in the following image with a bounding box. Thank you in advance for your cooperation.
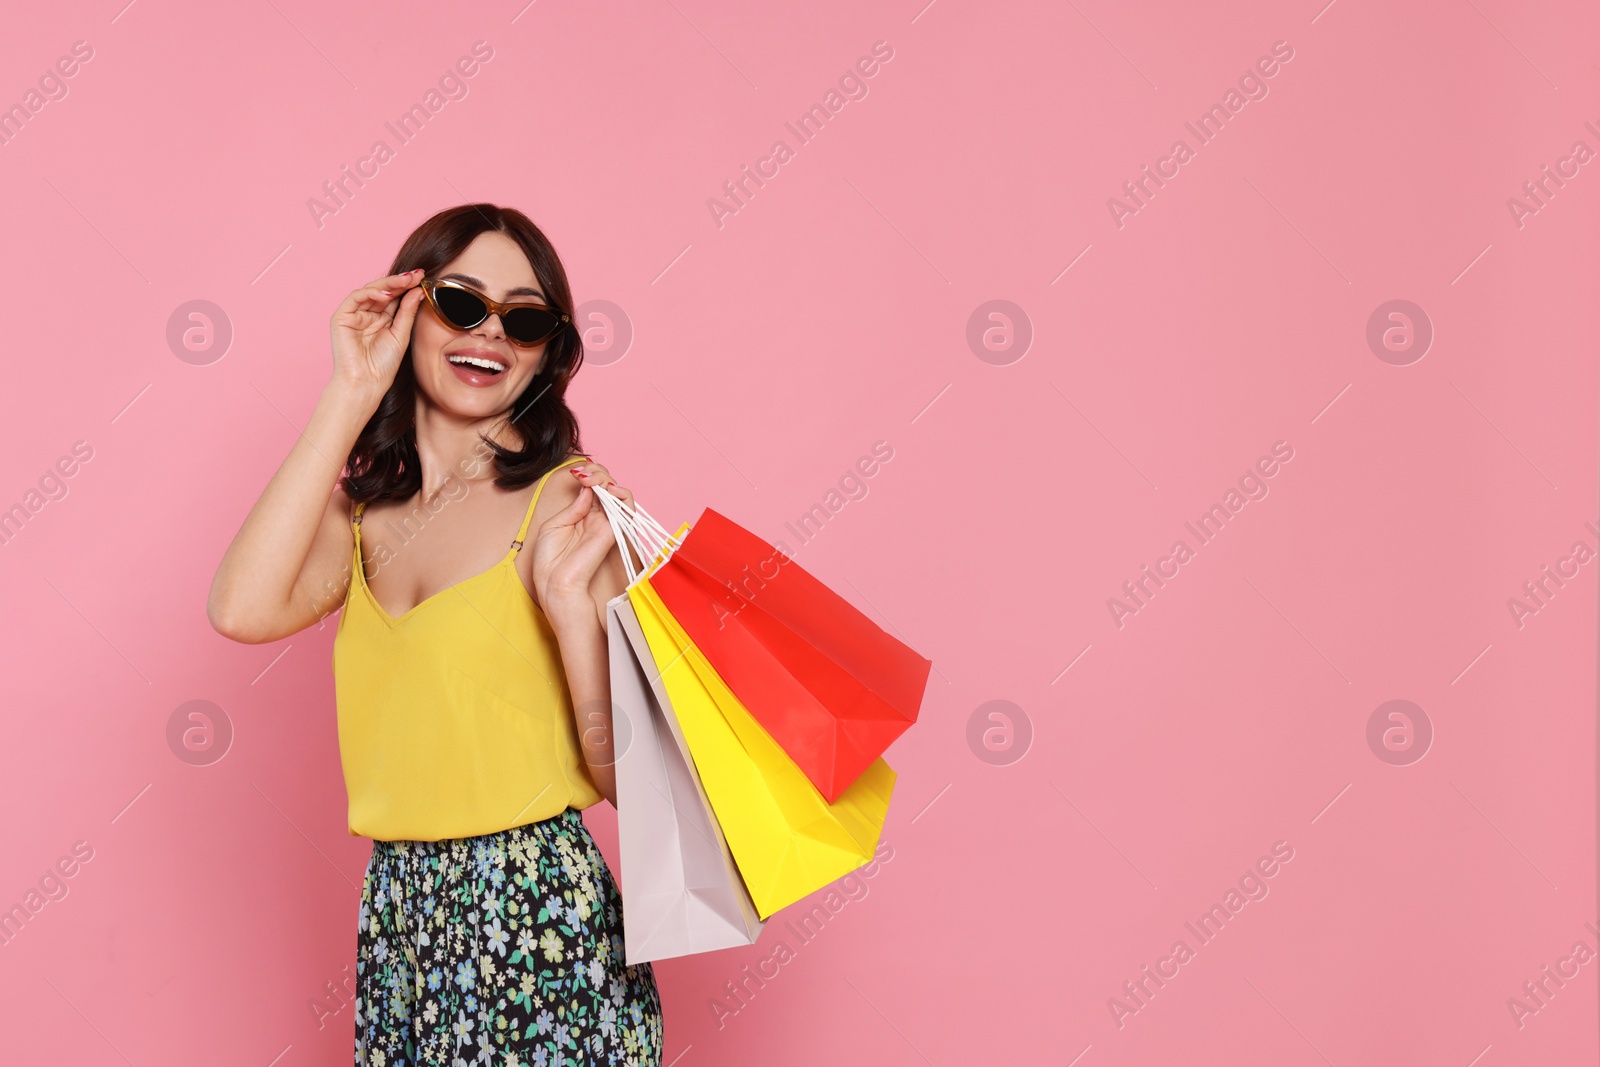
[410,230,554,424]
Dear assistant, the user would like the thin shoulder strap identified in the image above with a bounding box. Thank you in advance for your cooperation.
[353,501,366,526]
[510,455,591,552]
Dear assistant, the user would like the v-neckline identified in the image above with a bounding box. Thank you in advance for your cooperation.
[354,536,541,627]
[347,456,586,627]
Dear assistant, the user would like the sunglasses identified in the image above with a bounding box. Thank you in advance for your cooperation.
[419,277,572,348]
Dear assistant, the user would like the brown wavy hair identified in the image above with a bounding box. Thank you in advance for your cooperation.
[340,204,585,504]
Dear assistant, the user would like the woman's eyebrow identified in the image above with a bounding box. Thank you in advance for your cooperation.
[440,272,546,300]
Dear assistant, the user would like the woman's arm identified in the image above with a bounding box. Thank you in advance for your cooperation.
[206,382,372,643]
[548,597,620,806]
[533,471,638,807]
[207,270,426,643]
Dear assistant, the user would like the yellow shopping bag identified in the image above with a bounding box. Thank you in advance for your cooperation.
[628,575,895,920]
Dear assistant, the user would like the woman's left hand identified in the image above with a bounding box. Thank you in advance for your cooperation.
[530,463,631,626]
[568,460,634,511]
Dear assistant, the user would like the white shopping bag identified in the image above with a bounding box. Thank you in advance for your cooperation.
[609,589,765,964]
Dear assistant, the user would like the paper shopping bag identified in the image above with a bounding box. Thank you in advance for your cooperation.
[608,593,764,964]
[648,508,931,802]
[628,575,896,920]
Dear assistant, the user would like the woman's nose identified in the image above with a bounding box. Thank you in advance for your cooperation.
[472,313,506,340]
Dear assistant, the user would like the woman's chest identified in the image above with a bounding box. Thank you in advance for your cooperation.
[358,509,539,619]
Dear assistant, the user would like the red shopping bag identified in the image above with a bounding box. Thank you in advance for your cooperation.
[647,508,931,803]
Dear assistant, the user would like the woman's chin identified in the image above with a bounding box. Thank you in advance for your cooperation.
[418,374,533,421]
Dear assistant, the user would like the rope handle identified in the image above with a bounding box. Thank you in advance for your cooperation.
[592,483,683,586]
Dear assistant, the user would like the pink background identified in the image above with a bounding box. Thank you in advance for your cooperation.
[1,0,1595,1063]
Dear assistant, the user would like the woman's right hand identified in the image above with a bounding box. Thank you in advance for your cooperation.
[328,268,428,403]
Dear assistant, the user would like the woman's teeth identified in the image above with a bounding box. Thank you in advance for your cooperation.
[448,355,507,374]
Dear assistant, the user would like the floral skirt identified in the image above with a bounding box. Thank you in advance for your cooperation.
[354,806,663,1066]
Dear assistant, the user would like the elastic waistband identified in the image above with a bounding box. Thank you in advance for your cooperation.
[371,806,582,853]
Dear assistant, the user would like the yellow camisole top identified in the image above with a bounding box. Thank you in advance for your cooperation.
[332,455,602,842]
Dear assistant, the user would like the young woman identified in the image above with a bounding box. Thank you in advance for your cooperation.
[208,204,664,1065]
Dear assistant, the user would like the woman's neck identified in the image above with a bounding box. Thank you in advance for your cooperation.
[413,401,519,500]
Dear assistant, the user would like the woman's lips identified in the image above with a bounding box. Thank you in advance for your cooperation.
[446,352,508,387]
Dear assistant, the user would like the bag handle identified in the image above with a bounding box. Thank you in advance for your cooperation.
[593,483,682,587]
[604,486,677,552]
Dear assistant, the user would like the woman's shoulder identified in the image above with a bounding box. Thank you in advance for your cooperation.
[536,453,590,508]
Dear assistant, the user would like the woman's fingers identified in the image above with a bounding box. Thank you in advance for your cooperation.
[542,483,597,534]
[570,462,634,509]
[361,268,425,292]
[538,489,617,580]
[342,286,400,317]
[570,506,622,570]
[387,284,426,337]
[362,271,423,303]
[345,270,425,312]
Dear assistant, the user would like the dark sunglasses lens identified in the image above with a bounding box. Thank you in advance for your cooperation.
[433,286,487,330]
[503,307,562,345]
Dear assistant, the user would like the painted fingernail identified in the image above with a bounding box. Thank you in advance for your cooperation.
[378,289,392,296]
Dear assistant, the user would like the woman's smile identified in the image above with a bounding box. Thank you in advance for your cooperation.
[445,343,511,386]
